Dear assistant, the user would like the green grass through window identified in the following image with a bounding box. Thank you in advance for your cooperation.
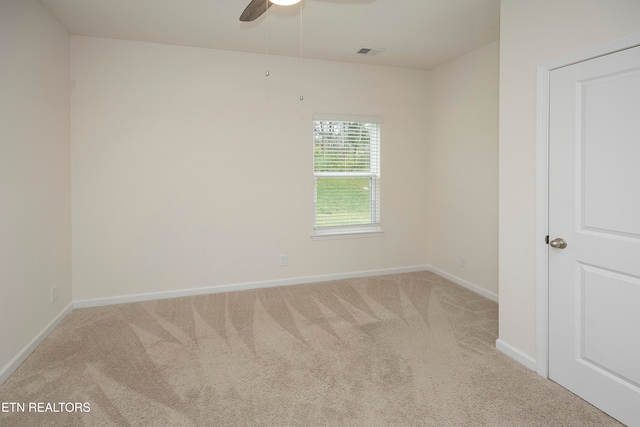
[315,177,372,227]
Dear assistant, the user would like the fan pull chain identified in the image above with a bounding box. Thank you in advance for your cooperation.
[265,0,270,77]
[299,0,304,100]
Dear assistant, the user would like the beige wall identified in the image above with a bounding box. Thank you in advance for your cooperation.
[426,41,499,298]
[0,0,71,378]
[70,37,430,301]
[499,0,640,360]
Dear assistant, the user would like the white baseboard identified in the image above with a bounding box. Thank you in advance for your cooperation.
[425,265,498,302]
[495,339,537,371]
[0,302,73,385]
[73,265,431,309]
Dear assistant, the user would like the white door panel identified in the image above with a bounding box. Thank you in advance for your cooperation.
[582,264,640,385]
[549,45,640,427]
[582,70,640,236]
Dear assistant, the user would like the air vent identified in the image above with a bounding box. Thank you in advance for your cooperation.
[356,47,386,56]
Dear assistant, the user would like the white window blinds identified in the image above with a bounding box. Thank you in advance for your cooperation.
[313,117,381,231]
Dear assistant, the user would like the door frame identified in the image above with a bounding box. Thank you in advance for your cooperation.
[535,33,640,378]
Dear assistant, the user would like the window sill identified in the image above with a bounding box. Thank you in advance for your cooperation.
[311,226,384,241]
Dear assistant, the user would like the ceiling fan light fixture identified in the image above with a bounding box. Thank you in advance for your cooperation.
[270,0,301,5]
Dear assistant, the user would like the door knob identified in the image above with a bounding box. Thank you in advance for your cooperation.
[549,238,567,249]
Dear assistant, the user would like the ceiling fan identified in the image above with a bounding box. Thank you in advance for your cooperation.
[240,0,372,22]
[240,0,300,22]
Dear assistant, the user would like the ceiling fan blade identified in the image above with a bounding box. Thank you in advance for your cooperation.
[240,0,272,22]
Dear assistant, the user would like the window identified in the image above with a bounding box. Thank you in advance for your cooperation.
[312,114,383,239]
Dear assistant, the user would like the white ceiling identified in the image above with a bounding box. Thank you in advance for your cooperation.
[38,0,500,71]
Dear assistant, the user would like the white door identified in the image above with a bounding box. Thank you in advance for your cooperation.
[548,44,640,427]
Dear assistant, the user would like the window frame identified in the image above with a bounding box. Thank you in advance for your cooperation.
[311,114,384,240]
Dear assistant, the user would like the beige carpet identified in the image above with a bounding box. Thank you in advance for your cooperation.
[0,272,622,426]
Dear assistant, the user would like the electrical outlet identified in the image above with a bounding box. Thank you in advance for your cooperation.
[50,286,57,304]
[280,254,288,267]
[459,256,467,268]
